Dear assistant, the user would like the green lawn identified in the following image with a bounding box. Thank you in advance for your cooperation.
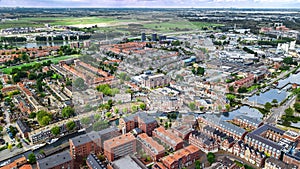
[0,54,81,74]
[143,21,223,33]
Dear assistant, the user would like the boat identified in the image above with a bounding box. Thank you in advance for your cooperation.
[47,138,59,144]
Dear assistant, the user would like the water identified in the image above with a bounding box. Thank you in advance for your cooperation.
[221,105,263,120]
[248,88,289,105]
[12,41,78,48]
[277,72,300,89]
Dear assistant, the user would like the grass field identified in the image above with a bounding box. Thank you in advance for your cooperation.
[143,21,224,33]
[0,54,81,74]
[0,17,116,29]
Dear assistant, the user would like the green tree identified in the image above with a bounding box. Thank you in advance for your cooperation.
[285,107,294,116]
[93,120,109,131]
[132,105,138,112]
[51,126,60,136]
[272,99,278,104]
[207,152,215,165]
[294,102,300,113]
[225,104,230,112]
[195,160,201,169]
[7,143,12,151]
[40,116,51,126]
[264,102,272,111]
[62,106,75,118]
[189,102,196,111]
[80,117,91,126]
[229,86,234,92]
[140,103,146,110]
[28,112,36,119]
[238,87,247,93]
[28,153,36,164]
[66,121,76,131]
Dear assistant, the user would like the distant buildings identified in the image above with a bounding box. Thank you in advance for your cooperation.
[103,133,136,161]
[37,150,73,169]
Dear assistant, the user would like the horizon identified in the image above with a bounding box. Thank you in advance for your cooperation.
[0,0,300,8]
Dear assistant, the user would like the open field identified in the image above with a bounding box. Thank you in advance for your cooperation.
[143,21,224,33]
[0,17,115,29]
[0,54,81,74]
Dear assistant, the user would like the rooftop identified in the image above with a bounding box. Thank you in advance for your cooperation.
[137,133,165,155]
[104,133,135,149]
[37,150,72,169]
[111,155,147,169]
[86,153,105,169]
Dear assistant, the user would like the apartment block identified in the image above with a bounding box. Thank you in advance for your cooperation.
[152,126,184,151]
[142,74,171,89]
[69,127,120,161]
[37,150,73,169]
[189,130,219,153]
[103,133,136,161]
[119,112,158,136]
[152,145,200,169]
[137,133,165,161]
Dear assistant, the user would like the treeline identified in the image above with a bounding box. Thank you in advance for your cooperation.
[35,35,91,42]
[0,37,26,42]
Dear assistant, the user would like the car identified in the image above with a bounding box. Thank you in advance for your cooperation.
[0,139,5,145]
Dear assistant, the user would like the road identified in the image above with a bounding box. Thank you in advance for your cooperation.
[265,95,297,124]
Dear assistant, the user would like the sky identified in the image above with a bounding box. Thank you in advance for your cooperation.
[0,0,299,8]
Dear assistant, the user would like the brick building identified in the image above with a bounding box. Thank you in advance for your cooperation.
[189,130,219,153]
[37,150,73,169]
[119,112,158,136]
[103,133,136,161]
[69,127,120,161]
[152,126,184,151]
[137,133,165,161]
[152,145,200,169]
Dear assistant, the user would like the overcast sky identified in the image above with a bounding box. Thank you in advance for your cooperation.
[0,0,299,8]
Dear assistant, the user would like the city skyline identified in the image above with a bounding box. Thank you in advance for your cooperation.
[0,0,300,8]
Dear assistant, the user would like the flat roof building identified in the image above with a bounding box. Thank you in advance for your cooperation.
[37,150,73,169]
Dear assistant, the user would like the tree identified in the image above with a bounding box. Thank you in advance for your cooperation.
[238,87,247,93]
[93,120,109,131]
[40,116,51,126]
[207,152,215,165]
[229,86,234,92]
[29,112,36,119]
[66,121,76,131]
[195,160,201,169]
[189,102,196,111]
[140,103,146,110]
[225,104,230,112]
[294,102,300,113]
[51,126,60,136]
[80,117,91,126]
[7,143,12,151]
[132,105,138,113]
[28,153,36,164]
[285,107,294,116]
[272,99,278,104]
[264,102,272,111]
[62,106,75,118]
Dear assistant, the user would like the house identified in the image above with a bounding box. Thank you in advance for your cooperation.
[189,130,219,153]
[37,150,73,169]
[16,119,31,138]
[137,133,165,161]
[152,126,184,151]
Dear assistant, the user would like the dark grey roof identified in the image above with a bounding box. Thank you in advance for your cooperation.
[246,133,283,151]
[252,124,285,135]
[70,127,118,147]
[16,119,31,133]
[219,121,246,136]
[37,150,72,169]
[235,115,262,127]
[266,157,298,169]
[86,153,105,169]
[122,112,156,125]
